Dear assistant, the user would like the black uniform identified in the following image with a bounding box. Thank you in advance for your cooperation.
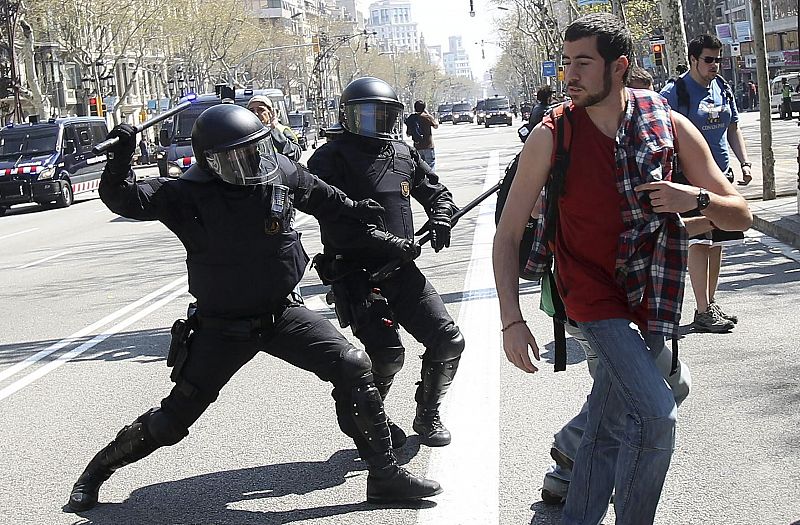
[308,132,465,446]
[67,111,440,512]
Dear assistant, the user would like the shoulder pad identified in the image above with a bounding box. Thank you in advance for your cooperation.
[180,164,215,183]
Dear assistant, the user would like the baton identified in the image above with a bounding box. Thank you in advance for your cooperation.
[369,180,503,282]
[92,96,196,154]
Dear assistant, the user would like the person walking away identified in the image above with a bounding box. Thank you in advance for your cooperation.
[308,77,463,448]
[661,34,753,333]
[404,100,439,169]
[493,13,752,524]
[247,95,302,162]
[65,103,442,513]
[138,138,150,165]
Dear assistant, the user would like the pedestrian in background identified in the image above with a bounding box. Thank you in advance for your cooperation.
[627,65,654,90]
[138,138,150,165]
[494,13,751,524]
[404,100,439,169]
[247,95,302,162]
[661,34,753,333]
[780,78,794,120]
[528,85,553,127]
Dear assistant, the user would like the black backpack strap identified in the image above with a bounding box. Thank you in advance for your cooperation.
[675,76,690,116]
[545,102,573,373]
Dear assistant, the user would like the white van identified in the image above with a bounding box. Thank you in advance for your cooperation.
[770,73,800,113]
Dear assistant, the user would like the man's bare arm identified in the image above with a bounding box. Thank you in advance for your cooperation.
[493,124,552,373]
[635,112,752,232]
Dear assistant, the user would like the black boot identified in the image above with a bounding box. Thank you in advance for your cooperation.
[413,356,460,447]
[412,406,451,447]
[365,451,442,503]
[387,418,408,449]
[67,419,159,512]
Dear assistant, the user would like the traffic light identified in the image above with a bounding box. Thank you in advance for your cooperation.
[557,65,565,82]
[652,43,664,69]
[89,97,99,116]
[364,40,369,53]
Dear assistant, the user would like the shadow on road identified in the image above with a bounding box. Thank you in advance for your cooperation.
[64,444,435,525]
[529,500,563,524]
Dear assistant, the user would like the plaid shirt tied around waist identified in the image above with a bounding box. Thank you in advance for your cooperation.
[525,89,688,338]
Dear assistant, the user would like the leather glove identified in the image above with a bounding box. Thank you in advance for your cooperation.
[372,230,420,262]
[106,124,136,177]
[349,198,385,222]
[429,213,452,252]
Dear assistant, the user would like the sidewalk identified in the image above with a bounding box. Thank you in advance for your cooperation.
[734,113,800,249]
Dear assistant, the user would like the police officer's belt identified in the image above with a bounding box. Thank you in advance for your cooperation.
[196,312,277,333]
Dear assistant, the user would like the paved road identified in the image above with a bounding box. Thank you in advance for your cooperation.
[0,119,798,525]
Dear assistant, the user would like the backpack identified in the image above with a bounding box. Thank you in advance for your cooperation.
[405,114,425,144]
[673,74,733,117]
[495,103,573,372]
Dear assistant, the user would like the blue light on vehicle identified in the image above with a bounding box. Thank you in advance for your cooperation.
[183,93,198,102]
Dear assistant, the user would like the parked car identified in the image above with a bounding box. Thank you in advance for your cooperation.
[770,73,800,114]
[158,88,290,178]
[288,110,319,151]
[451,102,474,124]
[0,117,108,216]
[475,99,487,125]
[437,103,453,123]
[484,96,513,128]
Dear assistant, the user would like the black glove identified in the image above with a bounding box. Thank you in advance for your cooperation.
[349,198,385,222]
[429,212,452,252]
[372,230,420,262]
[106,124,137,177]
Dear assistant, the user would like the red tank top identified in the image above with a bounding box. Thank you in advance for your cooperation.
[547,107,647,326]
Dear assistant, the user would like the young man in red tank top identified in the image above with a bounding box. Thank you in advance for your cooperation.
[493,13,752,524]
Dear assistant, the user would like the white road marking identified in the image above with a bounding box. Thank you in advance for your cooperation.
[0,275,187,386]
[294,212,314,229]
[0,283,189,402]
[16,250,72,269]
[0,228,39,241]
[418,150,502,525]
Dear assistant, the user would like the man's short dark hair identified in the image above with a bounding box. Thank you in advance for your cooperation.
[536,85,553,103]
[564,13,632,82]
[626,65,653,90]
[414,100,426,112]
[687,34,722,63]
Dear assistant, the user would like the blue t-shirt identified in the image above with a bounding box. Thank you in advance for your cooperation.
[660,73,738,171]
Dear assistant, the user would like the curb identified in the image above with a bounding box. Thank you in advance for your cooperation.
[752,212,800,250]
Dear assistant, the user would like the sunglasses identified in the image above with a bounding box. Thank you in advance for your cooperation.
[700,56,723,64]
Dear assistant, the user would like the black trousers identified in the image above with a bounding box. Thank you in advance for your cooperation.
[154,303,376,453]
[340,262,456,391]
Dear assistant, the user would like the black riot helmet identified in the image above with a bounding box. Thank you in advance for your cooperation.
[191,103,279,185]
[339,76,404,140]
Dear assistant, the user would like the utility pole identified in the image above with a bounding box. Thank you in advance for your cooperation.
[749,0,776,200]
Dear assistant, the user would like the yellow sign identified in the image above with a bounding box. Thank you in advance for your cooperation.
[557,65,565,82]
[139,110,148,123]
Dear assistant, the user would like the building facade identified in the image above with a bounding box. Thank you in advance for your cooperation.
[366,0,419,53]
[443,36,472,79]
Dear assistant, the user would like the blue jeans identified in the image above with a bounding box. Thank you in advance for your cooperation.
[417,148,436,170]
[561,319,677,525]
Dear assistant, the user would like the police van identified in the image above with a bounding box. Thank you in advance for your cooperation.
[770,72,800,114]
[0,117,108,216]
[158,88,289,178]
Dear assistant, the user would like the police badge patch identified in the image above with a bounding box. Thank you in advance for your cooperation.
[400,181,410,197]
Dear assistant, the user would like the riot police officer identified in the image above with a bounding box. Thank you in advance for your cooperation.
[66,103,441,513]
[308,77,464,448]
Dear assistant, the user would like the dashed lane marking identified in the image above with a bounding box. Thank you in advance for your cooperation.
[16,250,72,270]
[0,228,39,241]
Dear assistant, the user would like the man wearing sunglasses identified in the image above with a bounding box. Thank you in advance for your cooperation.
[661,34,752,334]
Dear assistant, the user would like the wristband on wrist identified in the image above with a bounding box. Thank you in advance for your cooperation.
[740,162,752,168]
[501,319,527,332]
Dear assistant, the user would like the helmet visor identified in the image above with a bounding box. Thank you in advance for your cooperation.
[205,136,279,186]
[343,102,402,139]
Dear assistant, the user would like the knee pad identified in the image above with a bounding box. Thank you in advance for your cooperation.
[368,345,405,380]
[339,346,373,385]
[141,408,189,447]
[425,326,465,362]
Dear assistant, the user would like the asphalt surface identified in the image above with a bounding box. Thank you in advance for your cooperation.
[0,119,798,525]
